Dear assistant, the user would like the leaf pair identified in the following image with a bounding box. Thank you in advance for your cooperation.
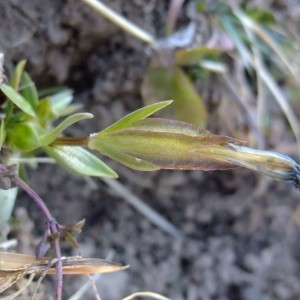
[89,100,240,171]
[0,60,118,179]
[88,101,300,188]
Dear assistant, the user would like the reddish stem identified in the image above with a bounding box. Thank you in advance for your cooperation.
[50,221,63,300]
[14,177,52,221]
[0,165,63,300]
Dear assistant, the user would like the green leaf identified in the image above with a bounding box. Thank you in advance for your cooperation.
[40,113,94,146]
[244,8,276,26]
[0,84,35,117]
[175,47,222,66]
[142,67,207,126]
[19,163,30,183]
[38,88,81,116]
[50,89,73,110]
[53,104,83,118]
[89,118,241,171]
[91,138,160,171]
[64,231,80,248]
[10,60,26,90]
[89,116,300,186]
[37,98,53,126]
[0,120,6,150]
[100,100,172,134]
[49,89,81,117]
[44,146,118,178]
[7,123,40,152]
[195,0,206,13]
[38,86,67,98]
[20,72,39,110]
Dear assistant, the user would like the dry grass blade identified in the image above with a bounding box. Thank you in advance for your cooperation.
[0,252,128,294]
[227,8,300,155]
[0,274,35,300]
[222,73,265,148]
[257,59,300,156]
[252,41,267,144]
[0,269,26,294]
[233,8,300,83]
[82,0,154,44]
[85,176,182,237]
[102,178,182,238]
[245,21,300,155]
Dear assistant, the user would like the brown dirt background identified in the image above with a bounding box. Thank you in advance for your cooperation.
[1,1,300,299]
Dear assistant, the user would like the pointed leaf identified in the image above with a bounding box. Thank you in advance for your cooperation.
[90,116,300,187]
[10,60,26,89]
[20,71,39,110]
[55,104,83,117]
[89,118,242,171]
[0,120,6,150]
[7,123,40,151]
[100,101,172,134]
[49,89,78,117]
[40,113,94,146]
[244,8,276,25]
[175,47,223,66]
[142,67,207,126]
[64,231,80,248]
[39,89,80,118]
[37,98,53,126]
[44,146,118,178]
[63,219,86,232]
[38,86,68,98]
[50,89,73,110]
[91,138,160,171]
[0,84,35,117]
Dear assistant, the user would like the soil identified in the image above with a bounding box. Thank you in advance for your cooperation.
[1,1,300,299]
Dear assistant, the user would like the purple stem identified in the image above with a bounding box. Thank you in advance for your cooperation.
[14,177,52,221]
[0,165,64,300]
[50,221,63,300]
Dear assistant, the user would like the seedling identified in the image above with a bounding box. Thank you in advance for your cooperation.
[1,57,300,299]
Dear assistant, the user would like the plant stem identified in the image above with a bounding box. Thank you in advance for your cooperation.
[50,221,63,300]
[0,165,64,300]
[14,177,52,221]
[166,0,185,35]
[51,137,89,147]
[82,0,155,44]
[15,176,63,300]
